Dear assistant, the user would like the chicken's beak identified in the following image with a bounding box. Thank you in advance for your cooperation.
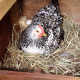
[43,33,47,37]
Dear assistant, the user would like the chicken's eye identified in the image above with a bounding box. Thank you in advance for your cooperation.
[36,30,39,33]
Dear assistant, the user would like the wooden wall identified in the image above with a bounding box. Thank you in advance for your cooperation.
[21,0,80,25]
[9,0,20,25]
[59,0,80,25]
[0,0,20,60]
[20,0,50,19]
[0,12,12,60]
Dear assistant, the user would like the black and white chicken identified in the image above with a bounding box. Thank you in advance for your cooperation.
[20,0,64,55]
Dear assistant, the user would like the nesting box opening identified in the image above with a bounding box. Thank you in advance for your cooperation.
[0,0,80,79]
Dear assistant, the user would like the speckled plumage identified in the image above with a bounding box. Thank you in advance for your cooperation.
[32,0,63,26]
[20,0,64,55]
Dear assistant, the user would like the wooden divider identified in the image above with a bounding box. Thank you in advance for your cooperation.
[0,0,17,20]
[0,70,80,80]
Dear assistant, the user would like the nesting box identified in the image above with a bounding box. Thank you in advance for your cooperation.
[0,0,80,80]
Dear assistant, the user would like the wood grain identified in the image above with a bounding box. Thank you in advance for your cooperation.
[20,0,50,19]
[0,0,17,20]
[59,0,80,25]
[0,12,12,60]
[0,70,80,80]
[0,0,20,60]
[9,0,20,25]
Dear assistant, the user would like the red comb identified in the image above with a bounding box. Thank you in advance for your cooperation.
[38,25,44,33]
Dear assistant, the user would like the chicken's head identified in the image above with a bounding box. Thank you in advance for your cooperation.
[32,25,46,38]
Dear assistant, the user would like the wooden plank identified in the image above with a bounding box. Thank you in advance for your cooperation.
[0,12,12,60]
[0,0,20,59]
[9,0,20,25]
[0,0,17,20]
[21,0,50,19]
[59,0,80,25]
[0,70,80,80]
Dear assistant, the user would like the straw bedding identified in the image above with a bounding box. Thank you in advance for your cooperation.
[2,14,80,76]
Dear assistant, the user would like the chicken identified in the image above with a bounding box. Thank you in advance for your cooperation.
[20,0,64,55]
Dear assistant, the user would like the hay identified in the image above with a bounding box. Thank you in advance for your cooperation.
[3,14,80,76]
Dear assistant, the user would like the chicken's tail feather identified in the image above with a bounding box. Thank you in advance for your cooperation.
[50,0,59,6]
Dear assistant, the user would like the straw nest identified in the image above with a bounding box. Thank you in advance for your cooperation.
[2,14,80,76]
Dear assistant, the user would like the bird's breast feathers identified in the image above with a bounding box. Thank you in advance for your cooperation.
[22,45,45,55]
